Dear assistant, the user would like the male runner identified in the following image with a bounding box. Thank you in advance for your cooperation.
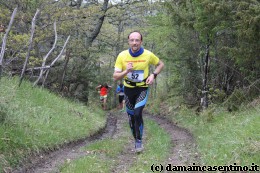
[113,31,164,152]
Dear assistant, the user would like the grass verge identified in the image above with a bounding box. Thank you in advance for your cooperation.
[170,105,260,167]
[148,89,259,168]
[0,77,106,172]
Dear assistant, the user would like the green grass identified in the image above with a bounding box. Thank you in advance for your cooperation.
[0,77,106,171]
[148,89,259,169]
[127,118,171,173]
[60,117,172,173]
[173,105,260,166]
[2,75,259,172]
[60,121,130,173]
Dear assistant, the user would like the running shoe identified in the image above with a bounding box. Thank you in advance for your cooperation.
[135,139,143,153]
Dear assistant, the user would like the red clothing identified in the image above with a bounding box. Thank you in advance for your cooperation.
[100,86,108,96]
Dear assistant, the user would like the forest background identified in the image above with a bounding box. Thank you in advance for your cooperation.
[0,0,259,108]
[0,0,259,172]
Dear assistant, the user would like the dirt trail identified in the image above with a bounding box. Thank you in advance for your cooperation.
[111,112,137,173]
[12,113,117,173]
[12,111,199,173]
[147,115,200,166]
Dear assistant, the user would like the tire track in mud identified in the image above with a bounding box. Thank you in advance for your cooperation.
[147,114,200,166]
[112,112,200,172]
[12,113,117,173]
[12,111,200,173]
[110,112,137,173]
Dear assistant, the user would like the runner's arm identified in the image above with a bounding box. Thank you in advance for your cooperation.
[107,85,112,92]
[113,62,133,81]
[95,85,101,90]
[146,60,164,85]
[113,70,128,81]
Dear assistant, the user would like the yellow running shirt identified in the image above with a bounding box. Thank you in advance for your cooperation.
[114,49,160,88]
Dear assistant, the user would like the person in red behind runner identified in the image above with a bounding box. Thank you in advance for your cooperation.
[96,83,112,110]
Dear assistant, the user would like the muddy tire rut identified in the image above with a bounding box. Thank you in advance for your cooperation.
[12,113,117,173]
[12,111,199,173]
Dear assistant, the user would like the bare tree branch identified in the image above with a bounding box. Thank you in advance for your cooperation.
[27,66,51,71]
[33,21,58,87]
[42,35,71,87]
[50,36,70,67]
[19,9,40,87]
[0,7,17,78]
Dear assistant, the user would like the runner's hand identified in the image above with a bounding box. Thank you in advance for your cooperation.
[146,74,155,85]
[126,62,133,72]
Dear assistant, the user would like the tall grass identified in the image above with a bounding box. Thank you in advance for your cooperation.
[173,105,260,166]
[148,85,259,168]
[0,77,106,172]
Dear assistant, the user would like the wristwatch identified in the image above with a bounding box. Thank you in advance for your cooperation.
[152,72,157,79]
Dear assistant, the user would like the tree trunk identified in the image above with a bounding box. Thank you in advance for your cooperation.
[113,20,124,108]
[201,36,210,110]
[84,0,109,49]
[60,50,70,92]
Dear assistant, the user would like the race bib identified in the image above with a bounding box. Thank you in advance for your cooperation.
[127,70,144,82]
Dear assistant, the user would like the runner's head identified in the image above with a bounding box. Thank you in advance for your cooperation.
[128,31,143,53]
[128,31,143,41]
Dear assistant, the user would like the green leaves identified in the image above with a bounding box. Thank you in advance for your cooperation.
[147,0,259,107]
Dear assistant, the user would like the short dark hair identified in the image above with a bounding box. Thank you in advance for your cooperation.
[128,31,143,41]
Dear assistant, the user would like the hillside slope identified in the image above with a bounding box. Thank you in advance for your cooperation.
[0,77,107,172]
